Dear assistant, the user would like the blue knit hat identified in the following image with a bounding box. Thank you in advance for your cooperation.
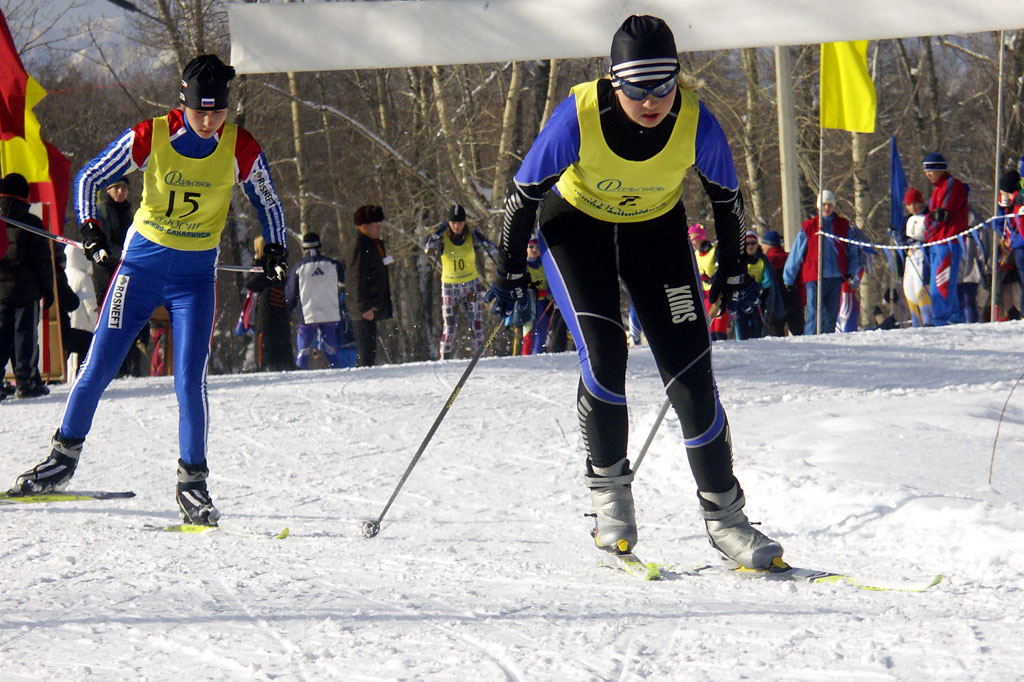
[760,230,782,247]
[923,152,947,171]
[1017,155,1024,179]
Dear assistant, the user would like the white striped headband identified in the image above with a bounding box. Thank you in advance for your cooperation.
[610,57,680,85]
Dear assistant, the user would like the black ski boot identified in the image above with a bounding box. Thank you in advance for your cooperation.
[175,459,220,526]
[11,430,83,494]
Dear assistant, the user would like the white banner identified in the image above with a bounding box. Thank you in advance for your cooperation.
[229,0,1024,74]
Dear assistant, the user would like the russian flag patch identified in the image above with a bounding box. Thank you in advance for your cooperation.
[201,97,216,108]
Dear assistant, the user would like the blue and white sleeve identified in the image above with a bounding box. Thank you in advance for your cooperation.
[74,128,137,224]
[241,151,288,247]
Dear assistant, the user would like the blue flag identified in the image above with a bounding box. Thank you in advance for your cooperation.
[890,136,908,231]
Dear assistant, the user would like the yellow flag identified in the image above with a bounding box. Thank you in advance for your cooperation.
[820,41,876,133]
[0,74,51,184]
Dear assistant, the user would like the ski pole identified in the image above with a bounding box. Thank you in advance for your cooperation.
[362,320,502,538]
[1,214,263,274]
[0,213,83,249]
[630,395,672,475]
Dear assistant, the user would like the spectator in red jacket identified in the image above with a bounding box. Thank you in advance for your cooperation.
[782,190,861,334]
[922,152,970,325]
[760,230,802,336]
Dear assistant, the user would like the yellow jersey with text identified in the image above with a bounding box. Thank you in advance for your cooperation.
[554,79,698,223]
[441,230,480,284]
[132,115,237,250]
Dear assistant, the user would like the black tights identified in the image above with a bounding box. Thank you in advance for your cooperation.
[540,196,734,493]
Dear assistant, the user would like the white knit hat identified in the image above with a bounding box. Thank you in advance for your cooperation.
[817,189,836,209]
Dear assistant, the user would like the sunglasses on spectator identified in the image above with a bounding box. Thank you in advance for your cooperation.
[612,69,679,101]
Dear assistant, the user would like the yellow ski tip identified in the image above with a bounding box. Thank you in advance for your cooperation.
[164,524,218,534]
[274,527,290,539]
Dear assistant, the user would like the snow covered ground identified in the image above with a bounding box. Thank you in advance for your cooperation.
[2,320,1024,681]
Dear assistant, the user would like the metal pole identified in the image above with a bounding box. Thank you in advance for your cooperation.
[990,31,1005,323]
[362,320,503,538]
[817,130,825,334]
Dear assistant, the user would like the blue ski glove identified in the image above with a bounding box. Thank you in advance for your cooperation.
[484,270,535,327]
[726,278,762,316]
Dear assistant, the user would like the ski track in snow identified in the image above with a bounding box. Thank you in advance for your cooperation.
[2,322,1024,679]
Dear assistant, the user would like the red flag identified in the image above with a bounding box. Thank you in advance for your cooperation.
[0,10,70,235]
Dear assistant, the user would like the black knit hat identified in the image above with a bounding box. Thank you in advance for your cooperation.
[609,15,679,86]
[999,170,1021,194]
[302,232,321,250]
[0,172,30,200]
[103,176,129,190]
[447,203,466,222]
[179,54,235,110]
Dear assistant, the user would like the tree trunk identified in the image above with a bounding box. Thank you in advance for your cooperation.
[851,131,876,327]
[740,48,767,231]
[287,71,308,235]
[492,61,523,214]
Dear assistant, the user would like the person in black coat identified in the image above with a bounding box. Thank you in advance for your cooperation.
[344,204,393,366]
[92,176,132,299]
[0,173,54,399]
[244,236,294,371]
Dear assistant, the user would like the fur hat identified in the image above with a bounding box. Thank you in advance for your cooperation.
[353,205,385,226]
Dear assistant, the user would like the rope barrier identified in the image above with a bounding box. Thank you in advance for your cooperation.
[815,215,1004,251]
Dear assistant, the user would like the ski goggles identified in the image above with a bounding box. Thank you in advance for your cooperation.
[611,68,680,101]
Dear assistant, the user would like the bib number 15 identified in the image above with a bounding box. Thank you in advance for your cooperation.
[165,190,201,219]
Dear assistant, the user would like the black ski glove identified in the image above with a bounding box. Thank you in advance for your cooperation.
[80,219,111,267]
[262,242,288,281]
[708,264,753,311]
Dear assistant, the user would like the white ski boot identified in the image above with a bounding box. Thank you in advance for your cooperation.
[700,482,783,570]
[586,459,637,554]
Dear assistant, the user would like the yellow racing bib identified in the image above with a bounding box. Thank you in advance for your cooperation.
[555,79,698,223]
[696,244,717,292]
[441,230,479,284]
[132,115,237,250]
